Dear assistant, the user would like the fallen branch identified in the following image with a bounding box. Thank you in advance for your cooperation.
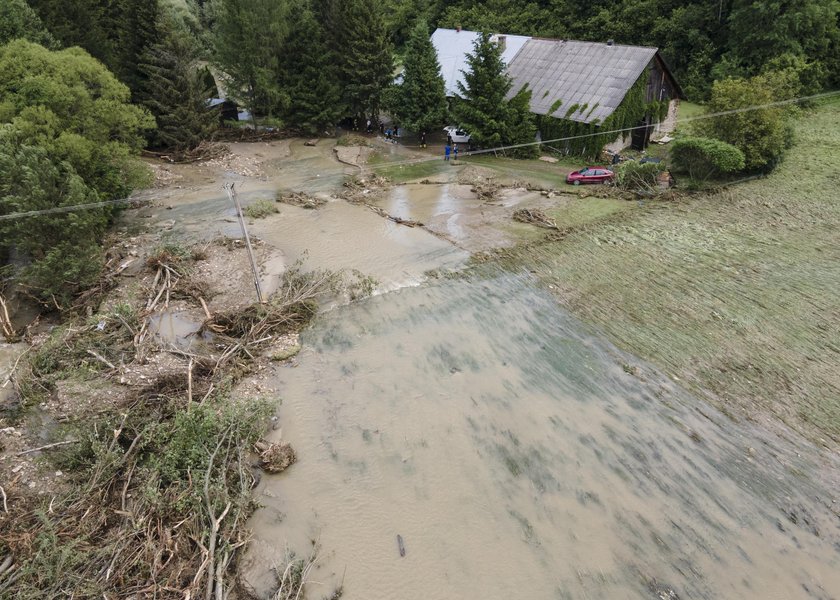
[16,440,78,456]
[2,346,31,389]
[0,294,16,342]
[512,208,559,230]
[86,349,117,370]
[0,486,6,513]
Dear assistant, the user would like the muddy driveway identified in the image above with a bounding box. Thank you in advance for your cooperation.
[135,137,839,599]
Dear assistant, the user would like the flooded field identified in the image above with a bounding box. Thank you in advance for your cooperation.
[242,273,840,599]
[121,133,840,599]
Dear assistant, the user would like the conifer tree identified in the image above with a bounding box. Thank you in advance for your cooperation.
[394,19,447,133]
[281,2,342,133]
[139,20,217,151]
[454,32,535,150]
[332,0,394,119]
[116,0,163,98]
[211,0,287,124]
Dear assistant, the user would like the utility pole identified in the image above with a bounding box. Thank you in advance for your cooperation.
[225,183,265,304]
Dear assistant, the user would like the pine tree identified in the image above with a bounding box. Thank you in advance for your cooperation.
[455,32,535,150]
[211,0,287,124]
[394,19,447,133]
[332,0,394,119]
[281,2,342,133]
[115,0,162,98]
[139,20,217,152]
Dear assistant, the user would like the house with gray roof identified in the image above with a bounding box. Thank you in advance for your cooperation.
[431,28,683,154]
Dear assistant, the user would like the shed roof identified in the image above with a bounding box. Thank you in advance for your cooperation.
[505,39,657,124]
[431,28,531,97]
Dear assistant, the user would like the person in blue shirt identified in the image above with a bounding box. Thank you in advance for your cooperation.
[444,143,451,161]
[453,144,459,161]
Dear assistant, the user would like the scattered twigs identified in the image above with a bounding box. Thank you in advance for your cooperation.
[276,191,326,210]
[1,346,30,389]
[15,439,78,456]
[366,204,423,227]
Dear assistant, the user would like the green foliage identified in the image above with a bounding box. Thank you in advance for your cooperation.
[139,18,217,151]
[27,0,165,98]
[0,132,107,305]
[536,74,658,159]
[670,136,746,183]
[725,0,839,90]
[696,75,791,171]
[244,198,278,219]
[392,20,448,133]
[0,41,153,305]
[454,32,536,151]
[330,0,394,118]
[280,0,343,133]
[0,0,56,46]
[613,160,664,191]
[211,0,288,122]
[0,40,155,198]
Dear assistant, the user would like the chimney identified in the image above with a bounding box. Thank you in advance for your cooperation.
[498,35,507,51]
[607,39,614,46]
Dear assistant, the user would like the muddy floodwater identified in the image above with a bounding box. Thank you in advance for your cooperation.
[129,139,839,599]
[244,273,840,599]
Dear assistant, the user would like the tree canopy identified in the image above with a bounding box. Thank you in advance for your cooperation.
[454,32,536,153]
[392,20,447,133]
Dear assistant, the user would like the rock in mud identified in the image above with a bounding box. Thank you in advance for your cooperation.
[255,440,296,473]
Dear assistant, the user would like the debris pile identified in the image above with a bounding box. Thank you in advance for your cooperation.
[513,208,559,230]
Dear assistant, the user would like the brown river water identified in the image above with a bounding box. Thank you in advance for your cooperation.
[128,142,839,599]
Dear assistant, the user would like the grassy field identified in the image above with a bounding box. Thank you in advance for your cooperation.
[503,99,840,445]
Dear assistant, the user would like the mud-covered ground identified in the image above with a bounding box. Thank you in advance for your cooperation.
[3,119,839,599]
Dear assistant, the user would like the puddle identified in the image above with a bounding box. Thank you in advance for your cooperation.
[147,310,205,350]
[377,184,563,252]
[243,273,840,600]
[249,200,467,293]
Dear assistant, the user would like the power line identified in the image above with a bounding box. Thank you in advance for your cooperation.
[0,90,837,224]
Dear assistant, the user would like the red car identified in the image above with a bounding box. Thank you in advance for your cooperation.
[566,166,615,185]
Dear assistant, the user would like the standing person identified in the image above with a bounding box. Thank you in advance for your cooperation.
[453,144,459,162]
[395,126,401,143]
[379,120,384,135]
[444,142,451,161]
[420,131,427,148]
[385,127,392,140]
[366,118,372,133]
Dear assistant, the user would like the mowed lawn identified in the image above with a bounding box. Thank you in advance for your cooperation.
[511,99,840,445]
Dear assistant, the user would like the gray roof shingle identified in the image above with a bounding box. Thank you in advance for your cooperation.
[505,39,657,124]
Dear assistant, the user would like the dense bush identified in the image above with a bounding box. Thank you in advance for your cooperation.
[670,136,746,183]
[613,160,665,191]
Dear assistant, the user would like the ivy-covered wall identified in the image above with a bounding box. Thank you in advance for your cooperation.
[536,71,670,160]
